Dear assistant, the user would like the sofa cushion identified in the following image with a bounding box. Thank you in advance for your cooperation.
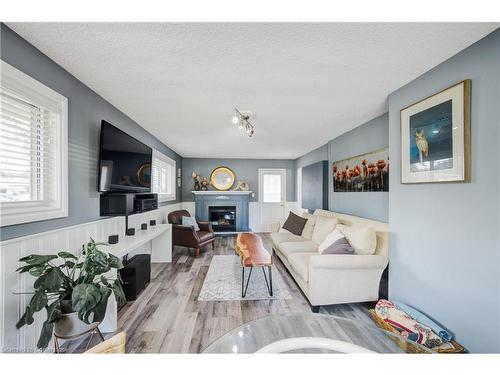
[281,212,308,235]
[343,226,377,255]
[318,228,355,255]
[270,232,307,246]
[288,252,316,282]
[301,212,316,240]
[312,216,338,244]
[278,241,318,258]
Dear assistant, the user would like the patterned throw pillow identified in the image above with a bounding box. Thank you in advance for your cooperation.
[318,228,355,255]
[281,212,308,236]
[182,216,200,231]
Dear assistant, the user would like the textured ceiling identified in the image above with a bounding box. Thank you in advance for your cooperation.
[7,23,498,159]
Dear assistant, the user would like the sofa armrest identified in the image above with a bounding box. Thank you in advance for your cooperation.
[309,254,388,270]
[271,220,285,233]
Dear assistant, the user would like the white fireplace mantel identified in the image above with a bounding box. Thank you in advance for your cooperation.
[191,190,253,195]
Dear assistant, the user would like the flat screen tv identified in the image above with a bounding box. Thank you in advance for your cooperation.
[98,120,152,193]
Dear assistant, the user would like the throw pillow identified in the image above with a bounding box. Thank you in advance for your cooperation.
[301,212,317,240]
[182,216,200,231]
[318,228,355,255]
[311,216,338,244]
[342,226,377,255]
[281,212,308,236]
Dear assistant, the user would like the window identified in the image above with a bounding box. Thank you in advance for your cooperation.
[151,149,176,202]
[262,174,282,202]
[0,60,68,227]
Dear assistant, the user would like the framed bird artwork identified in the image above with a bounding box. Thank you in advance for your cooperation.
[400,79,471,184]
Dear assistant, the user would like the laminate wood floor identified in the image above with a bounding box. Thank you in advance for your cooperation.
[68,234,381,353]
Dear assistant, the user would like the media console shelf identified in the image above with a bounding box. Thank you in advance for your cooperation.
[100,223,172,333]
[106,223,171,262]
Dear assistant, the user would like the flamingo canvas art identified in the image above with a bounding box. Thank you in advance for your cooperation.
[332,148,389,192]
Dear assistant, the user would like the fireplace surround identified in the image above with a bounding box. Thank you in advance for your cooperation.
[192,191,251,232]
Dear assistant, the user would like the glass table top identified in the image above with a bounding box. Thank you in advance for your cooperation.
[202,312,433,354]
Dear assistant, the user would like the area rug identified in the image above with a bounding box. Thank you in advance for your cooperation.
[198,255,291,301]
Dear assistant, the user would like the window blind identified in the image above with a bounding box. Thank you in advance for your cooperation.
[0,87,59,203]
[152,150,176,201]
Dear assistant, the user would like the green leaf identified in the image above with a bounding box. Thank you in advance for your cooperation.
[46,300,62,324]
[18,254,57,266]
[29,290,48,312]
[71,284,102,324]
[33,267,65,292]
[58,251,77,260]
[91,288,111,323]
[37,321,54,350]
[42,268,63,292]
[16,264,36,273]
[16,306,34,329]
[108,253,123,269]
[28,265,47,277]
[63,261,75,269]
[112,280,126,306]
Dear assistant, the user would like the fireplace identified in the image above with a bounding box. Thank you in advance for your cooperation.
[209,206,236,232]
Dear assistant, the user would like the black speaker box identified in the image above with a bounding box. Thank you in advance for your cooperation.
[108,234,119,244]
[119,254,151,301]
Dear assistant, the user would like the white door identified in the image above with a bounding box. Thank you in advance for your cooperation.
[259,168,286,232]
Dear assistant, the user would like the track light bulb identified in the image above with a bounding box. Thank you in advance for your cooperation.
[231,115,240,124]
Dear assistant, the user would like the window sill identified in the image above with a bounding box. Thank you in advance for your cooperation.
[0,205,68,227]
[158,195,176,203]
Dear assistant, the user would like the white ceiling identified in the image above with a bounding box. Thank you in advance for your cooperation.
[7,23,498,159]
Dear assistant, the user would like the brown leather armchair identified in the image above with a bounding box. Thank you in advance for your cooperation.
[168,210,215,257]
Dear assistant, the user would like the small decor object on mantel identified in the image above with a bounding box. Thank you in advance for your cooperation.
[200,177,210,191]
[192,171,201,191]
[210,166,236,191]
[400,80,471,184]
[333,148,389,192]
[232,180,250,191]
[15,238,125,350]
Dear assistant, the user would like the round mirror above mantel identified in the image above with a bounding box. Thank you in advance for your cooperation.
[210,166,236,191]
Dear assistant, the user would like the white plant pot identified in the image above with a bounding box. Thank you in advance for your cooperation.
[54,312,100,338]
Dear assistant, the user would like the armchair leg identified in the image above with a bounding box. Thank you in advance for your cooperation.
[211,241,215,254]
[195,248,200,258]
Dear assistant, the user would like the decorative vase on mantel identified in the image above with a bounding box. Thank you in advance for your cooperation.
[194,181,201,191]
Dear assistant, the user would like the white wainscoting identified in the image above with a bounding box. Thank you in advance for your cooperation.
[0,202,181,353]
[183,201,300,233]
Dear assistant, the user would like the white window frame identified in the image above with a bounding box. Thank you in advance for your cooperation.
[152,149,176,202]
[0,60,68,227]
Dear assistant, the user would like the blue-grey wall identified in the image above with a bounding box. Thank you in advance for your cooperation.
[328,113,389,221]
[295,115,389,221]
[0,24,183,241]
[388,29,500,353]
[182,158,296,202]
[295,144,328,168]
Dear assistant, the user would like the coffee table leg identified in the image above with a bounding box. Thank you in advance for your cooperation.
[269,266,273,296]
[242,266,253,298]
[241,267,244,297]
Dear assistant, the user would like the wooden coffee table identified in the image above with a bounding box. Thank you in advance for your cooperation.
[235,233,273,298]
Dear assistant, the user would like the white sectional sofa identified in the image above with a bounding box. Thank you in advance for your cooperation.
[270,209,388,311]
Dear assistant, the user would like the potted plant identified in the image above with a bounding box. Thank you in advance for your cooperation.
[15,238,126,349]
